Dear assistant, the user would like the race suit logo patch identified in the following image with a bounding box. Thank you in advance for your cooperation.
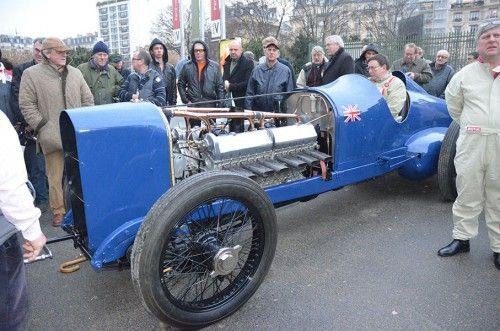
[343,105,361,123]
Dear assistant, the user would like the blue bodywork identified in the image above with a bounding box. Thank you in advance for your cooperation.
[60,73,451,269]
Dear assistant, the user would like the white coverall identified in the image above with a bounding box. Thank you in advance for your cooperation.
[445,61,500,253]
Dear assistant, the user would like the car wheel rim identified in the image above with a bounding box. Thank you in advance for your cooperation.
[158,197,265,312]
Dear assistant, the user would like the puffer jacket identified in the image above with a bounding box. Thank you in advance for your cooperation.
[244,61,294,112]
[149,38,177,106]
[78,60,123,105]
[177,40,224,107]
[119,68,167,106]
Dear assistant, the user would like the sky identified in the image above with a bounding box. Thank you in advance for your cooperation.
[0,0,169,39]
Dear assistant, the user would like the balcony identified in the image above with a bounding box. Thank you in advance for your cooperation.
[453,17,463,22]
[451,0,484,9]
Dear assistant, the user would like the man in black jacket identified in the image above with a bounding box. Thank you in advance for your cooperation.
[222,39,254,108]
[149,38,177,106]
[177,40,224,109]
[10,37,48,212]
[354,43,379,77]
[322,35,354,85]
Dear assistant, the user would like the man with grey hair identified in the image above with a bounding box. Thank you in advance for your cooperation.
[297,45,328,87]
[423,49,455,98]
[391,43,432,85]
[119,49,166,106]
[438,19,500,270]
[322,35,354,85]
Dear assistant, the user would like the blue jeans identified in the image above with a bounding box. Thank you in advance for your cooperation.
[0,233,28,330]
[24,141,48,204]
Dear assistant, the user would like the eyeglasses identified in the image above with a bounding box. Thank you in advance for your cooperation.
[436,55,448,59]
[367,65,381,71]
[132,57,142,61]
[194,49,205,53]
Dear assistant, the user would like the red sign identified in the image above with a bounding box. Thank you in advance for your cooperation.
[211,0,220,20]
[172,0,180,30]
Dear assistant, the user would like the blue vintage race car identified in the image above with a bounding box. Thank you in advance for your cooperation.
[56,72,454,328]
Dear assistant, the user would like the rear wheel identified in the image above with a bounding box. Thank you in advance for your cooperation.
[437,121,459,201]
[131,171,277,328]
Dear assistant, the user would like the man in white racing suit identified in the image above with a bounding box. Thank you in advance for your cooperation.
[438,19,500,270]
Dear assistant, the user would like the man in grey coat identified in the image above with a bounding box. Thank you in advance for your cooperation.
[245,36,294,113]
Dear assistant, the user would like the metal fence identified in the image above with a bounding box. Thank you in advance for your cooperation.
[344,32,476,70]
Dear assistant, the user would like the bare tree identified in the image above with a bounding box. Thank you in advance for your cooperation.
[150,6,192,56]
[358,0,418,40]
[226,0,288,41]
[292,0,351,43]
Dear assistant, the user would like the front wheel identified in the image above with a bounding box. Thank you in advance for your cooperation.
[131,171,277,328]
[437,121,459,201]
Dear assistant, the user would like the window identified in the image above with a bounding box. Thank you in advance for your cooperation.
[453,26,461,33]
[119,4,127,11]
[453,12,462,22]
[100,15,107,22]
[119,11,128,18]
[490,9,498,18]
[99,8,107,14]
[470,25,478,33]
[469,11,479,21]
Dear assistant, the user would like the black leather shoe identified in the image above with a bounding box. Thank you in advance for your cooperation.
[437,239,470,257]
[494,253,500,270]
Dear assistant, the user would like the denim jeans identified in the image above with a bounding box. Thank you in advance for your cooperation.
[24,141,48,204]
[0,233,28,330]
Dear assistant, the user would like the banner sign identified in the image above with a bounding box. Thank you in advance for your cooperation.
[172,0,180,44]
[210,0,221,39]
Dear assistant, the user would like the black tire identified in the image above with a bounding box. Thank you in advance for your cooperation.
[131,171,277,329]
[437,121,459,201]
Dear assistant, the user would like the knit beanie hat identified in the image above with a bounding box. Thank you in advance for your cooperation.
[92,41,109,55]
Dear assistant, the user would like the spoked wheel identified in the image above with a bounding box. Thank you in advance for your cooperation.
[438,121,459,201]
[131,171,277,329]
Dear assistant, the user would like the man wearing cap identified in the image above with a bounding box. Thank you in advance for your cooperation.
[438,19,500,270]
[245,36,294,114]
[110,54,131,80]
[19,37,94,227]
[322,35,354,85]
[149,38,177,106]
[78,41,123,105]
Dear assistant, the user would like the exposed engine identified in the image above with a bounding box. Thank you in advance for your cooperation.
[169,91,333,188]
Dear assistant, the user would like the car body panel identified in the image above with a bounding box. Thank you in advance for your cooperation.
[59,73,451,269]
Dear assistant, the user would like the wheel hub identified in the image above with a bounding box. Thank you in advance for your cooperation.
[210,245,242,277]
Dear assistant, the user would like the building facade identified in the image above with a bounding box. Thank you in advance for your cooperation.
[449,0,499,33]
[416,0,452,35]
[64,33,99,50]
[96,0,131,60]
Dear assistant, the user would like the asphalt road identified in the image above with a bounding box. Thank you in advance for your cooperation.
[26,172,499,330]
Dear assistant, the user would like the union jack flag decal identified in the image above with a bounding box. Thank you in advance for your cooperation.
[343,104,361,123]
